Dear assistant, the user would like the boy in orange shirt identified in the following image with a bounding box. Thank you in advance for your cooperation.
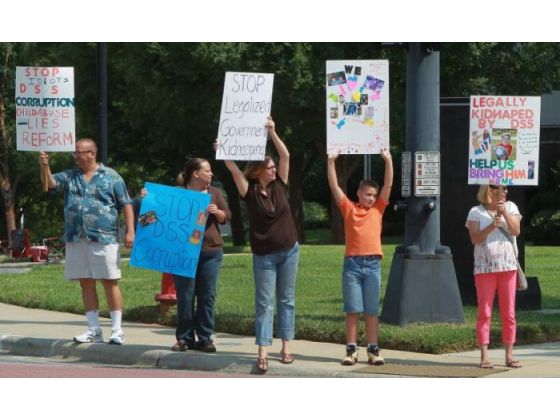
[327,148,393,365]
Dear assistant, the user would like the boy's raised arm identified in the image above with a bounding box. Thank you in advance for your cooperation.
[327,152,345,205]
[379,148,393,203]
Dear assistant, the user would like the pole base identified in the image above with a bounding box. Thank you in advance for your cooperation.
[381,250,465,326]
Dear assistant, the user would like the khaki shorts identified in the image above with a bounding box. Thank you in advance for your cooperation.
[64,238,122,280]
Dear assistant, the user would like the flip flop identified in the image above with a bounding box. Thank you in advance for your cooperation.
[256,357,268,372]
[506,359,522,368]
[280,352,294,364]
[480,360,494,369]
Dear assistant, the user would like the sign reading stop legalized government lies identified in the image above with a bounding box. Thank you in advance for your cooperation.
[215,72,274,161]
[15,66,75,152]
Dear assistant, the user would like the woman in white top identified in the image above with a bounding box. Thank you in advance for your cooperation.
[465,184,522,369]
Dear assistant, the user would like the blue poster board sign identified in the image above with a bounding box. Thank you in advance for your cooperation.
[129,182,211,278]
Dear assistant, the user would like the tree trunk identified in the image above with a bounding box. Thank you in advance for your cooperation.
[0,66,17,247]
[288,153,305,244]
[222,177,246,246]
[0,183,16,250]
[330,156,361,244]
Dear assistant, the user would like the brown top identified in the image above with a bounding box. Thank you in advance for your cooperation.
[200,186,231,252]
[242,178,298,255]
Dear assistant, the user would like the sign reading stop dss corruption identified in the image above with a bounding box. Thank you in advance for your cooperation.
[15,66,75,152]
[215,72,274,161]
[130,183,211,278]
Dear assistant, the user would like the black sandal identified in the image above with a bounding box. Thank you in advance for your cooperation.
[171,340,187,352]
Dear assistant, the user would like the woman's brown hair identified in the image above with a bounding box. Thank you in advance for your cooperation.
[243,156,274,180]
[182,158,209,186]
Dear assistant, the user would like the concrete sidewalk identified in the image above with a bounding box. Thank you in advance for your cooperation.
[1,302,559,377]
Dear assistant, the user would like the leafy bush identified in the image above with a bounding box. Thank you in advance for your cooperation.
[303,201,329,229]
[529,209,560,245]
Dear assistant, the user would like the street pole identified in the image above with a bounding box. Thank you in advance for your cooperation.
[97,42,108,165]
[380,43,465,326]
[364,154,371,179]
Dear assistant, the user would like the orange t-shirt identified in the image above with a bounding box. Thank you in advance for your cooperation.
[339,195,388,257]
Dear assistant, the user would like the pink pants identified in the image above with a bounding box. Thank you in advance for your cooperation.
[474,270,517,345]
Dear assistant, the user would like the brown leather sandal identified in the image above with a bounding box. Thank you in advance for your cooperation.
[280,352,294,364]
[256,357,268,372]
[506,359,522,368]
[479,360,494,369]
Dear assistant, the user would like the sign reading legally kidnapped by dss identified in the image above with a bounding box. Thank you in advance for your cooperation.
[15,66,75,152]
[130,182,211,278]
[468,95,540,186]
[215,72,274,161]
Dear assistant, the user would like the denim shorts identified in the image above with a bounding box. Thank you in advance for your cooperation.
[342,255,381,315]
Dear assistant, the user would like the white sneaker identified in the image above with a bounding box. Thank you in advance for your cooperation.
[109,329,125,345]
[367,345,385,365]
[73,328,103,343]
[341,346,359,366]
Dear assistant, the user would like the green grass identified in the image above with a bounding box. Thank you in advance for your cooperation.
[1,236,559,354]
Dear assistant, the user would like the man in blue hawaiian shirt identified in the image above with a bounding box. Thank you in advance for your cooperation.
[39,138,135,345]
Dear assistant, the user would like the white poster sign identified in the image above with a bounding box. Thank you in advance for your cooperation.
[15,66,75,152]
[326,60,389,154]
[215,72,274,161]
[468,95,540,186]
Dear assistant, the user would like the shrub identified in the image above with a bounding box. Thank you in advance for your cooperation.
[303,201,330,229]
[529,209,560,245]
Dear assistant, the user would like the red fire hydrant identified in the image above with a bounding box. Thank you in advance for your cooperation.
[155,273,177,316]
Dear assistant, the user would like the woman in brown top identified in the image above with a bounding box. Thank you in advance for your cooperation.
[222,117,300,373]
[171,158,231,353]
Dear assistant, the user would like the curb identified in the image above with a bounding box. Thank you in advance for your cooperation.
[0,334,375,377]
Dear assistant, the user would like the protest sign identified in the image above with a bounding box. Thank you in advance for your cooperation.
[326,60,389,154]
[15,66,75,152]
[215,72,274,161]
[130,182,211,278]
[468,95,540,186]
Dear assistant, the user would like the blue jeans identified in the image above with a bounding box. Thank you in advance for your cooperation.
[173,249,223,345]
[253,242,300,346]
[342,255,381,316]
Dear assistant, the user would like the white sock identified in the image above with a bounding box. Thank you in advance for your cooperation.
[110,310,122,331]
[86,310,100,330]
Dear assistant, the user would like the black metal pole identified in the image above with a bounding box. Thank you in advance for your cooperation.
[364,155,371,179]
[380,43,464,326]
[97,42,108,164]
[403,43,441,253]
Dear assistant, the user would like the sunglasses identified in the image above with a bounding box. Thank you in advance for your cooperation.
[489,185,508,193]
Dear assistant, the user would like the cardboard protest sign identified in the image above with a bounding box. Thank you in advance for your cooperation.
[468,95,541,186]
[15,66,75,152]
[129,182,211,278]
[215,72,274,161]
[326,60,389,154]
